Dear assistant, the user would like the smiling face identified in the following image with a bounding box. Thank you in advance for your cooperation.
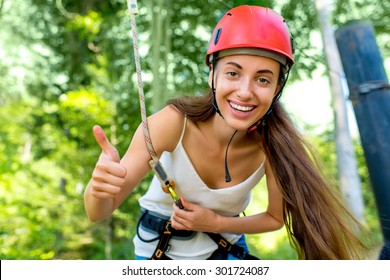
[209,54,281,131]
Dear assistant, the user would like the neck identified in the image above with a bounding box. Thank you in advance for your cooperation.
[208,114,248,147]
[201,114,258,184]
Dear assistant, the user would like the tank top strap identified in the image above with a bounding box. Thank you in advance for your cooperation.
[178,115,187,144]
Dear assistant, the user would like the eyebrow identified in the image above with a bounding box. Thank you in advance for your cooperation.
[225,61,275,75]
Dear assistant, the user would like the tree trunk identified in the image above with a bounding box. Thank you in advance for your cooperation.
[314,0,365,221]
[335,21,390,257]
[150,0,171,112]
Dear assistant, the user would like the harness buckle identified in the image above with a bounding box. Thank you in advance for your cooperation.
[216,236,232,252]
[218,239,228,248]
[165,221,173,233]
[155,249,164,259]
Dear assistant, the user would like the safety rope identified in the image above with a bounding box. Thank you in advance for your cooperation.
[127,0,157,161]
[126,0,183,208]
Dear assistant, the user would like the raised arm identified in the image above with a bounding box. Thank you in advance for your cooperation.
[84,105,184,221]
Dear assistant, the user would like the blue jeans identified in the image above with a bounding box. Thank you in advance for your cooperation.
[135,235,249,260]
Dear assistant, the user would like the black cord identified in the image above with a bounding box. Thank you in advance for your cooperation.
[224,130,238,182]
[211,54,224,118]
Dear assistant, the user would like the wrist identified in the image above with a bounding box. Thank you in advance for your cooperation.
[212,213,226,233]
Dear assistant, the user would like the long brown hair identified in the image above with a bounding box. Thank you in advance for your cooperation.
[168,90,367,259]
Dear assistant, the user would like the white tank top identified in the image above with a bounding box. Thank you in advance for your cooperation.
[134,118,265,259]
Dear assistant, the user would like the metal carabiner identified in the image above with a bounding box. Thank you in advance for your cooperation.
[149,160,183,209]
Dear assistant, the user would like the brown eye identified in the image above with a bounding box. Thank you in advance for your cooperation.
[226,71,238,78]
[258,77,270,85]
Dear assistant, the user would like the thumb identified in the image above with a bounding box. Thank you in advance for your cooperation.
[179,197,193,211]
[93,125,120,162]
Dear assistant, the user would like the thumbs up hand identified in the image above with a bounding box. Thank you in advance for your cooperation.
[90,125,127,199]
[93,125,120,162]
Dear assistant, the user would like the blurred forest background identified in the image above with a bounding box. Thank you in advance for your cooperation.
[0,0,389,260]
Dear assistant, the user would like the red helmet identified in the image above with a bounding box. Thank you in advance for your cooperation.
[206,5,294,71]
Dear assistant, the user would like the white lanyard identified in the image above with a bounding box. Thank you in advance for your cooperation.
[126,0,182,208]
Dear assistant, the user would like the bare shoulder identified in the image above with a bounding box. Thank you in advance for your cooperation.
[147,105,185,154]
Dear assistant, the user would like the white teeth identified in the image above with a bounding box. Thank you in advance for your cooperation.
[229,102,254,112]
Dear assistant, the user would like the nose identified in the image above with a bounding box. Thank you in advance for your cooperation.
[237,78,253,100]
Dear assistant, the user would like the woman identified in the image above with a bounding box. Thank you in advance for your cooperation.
[84,5,366,260]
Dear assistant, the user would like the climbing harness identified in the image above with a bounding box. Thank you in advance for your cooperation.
[127,1,259,260]
[137,209,260,260]
[127,0,183,209]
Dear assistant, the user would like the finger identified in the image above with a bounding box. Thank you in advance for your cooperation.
[178,197,192,212]
[170,218,180,229]
[93,125,120,162]
[90,181,122,198]
[93,167,127,186]
[170,215,184,230]
[96,153,127,178]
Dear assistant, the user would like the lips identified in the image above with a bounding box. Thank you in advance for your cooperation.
[228,101,255,112]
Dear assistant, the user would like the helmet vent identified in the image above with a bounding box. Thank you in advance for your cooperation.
[213,28,222,45]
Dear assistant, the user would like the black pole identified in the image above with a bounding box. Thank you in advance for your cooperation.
[335,21,390,260]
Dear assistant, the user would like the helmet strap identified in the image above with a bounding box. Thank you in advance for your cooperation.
[247,69,290,133]
[211,53,223,118]
[273,68,290,102]
[247,109,271,133]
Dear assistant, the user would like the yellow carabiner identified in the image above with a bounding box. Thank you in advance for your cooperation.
[165,182,183,209]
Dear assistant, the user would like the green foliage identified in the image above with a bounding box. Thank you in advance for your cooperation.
[0,0,386,260]
[333,0,390,58]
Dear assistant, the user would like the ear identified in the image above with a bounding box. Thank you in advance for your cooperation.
[274,85,281,97]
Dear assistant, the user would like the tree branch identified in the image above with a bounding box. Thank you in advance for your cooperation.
[56,0,77,18]
[0,0,6,19]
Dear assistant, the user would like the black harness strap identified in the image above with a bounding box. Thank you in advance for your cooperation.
[206,232,259,260]
[147,220,260,260]
[150,221,174,260]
